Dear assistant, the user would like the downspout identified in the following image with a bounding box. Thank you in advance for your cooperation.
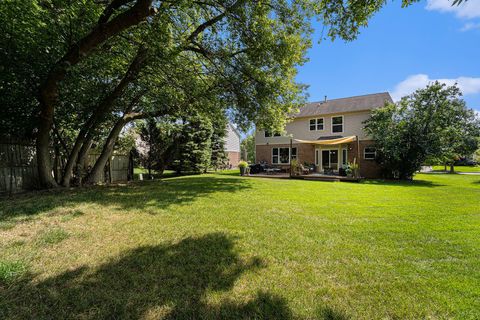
[356,135,360,178]
[289,138,293,178]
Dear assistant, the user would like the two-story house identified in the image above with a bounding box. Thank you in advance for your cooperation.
[255,92,393,178]
[224,122,241,168]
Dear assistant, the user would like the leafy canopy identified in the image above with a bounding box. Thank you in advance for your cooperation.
[364,82,480,179]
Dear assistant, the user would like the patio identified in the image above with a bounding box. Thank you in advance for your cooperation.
[247,172,362,182]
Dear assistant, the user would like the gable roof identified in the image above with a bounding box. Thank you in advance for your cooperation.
[227,122,241,139]
[293,92,393,118]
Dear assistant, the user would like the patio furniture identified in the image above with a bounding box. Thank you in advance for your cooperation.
[265,167,281,175]
[299,164,309,175]
[323,167,334,175]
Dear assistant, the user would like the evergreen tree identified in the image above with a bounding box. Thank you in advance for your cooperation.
[210,119,228,171]
[137,117,179,175]
[173,116,213,174]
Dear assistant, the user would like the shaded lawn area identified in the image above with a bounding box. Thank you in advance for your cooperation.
[432,165,480,173]
[0,173,479,319]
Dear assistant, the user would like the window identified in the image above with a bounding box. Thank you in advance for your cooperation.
[272,147,293,164]
[332,116,343,133]
[265,131,281,138]
[309,118,324,131]
[342,148,348,165]
[364,147,376,160]
[291,147,297,160]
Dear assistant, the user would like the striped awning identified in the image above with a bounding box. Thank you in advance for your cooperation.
[294,136,356,145]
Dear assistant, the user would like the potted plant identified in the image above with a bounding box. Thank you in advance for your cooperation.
[345,164,353,177]
[350,158,360,178]
[238,161,248,176]
[290,159,300,176]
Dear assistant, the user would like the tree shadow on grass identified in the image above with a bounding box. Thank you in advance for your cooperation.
[0,233,293,319]
[0,176,252,223]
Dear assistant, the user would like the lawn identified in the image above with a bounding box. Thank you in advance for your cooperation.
[1,173,479,319]
[432,165,480,173]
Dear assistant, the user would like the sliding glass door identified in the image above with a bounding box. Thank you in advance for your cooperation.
[321,149,339,170]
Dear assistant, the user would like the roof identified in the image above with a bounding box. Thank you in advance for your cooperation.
[227,122,241,139]
[292,92,393,118]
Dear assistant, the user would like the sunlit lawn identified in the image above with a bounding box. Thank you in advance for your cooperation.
[1,172,479,319]
[432,165,480,173]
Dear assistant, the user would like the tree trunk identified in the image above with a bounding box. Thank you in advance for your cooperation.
[86,119,127,184]
[450,164,455,174]
[61,47,148,186]
[36,103,57,188]
[61,134,86,186]
[35,0,154,188]
[76,138,94,185]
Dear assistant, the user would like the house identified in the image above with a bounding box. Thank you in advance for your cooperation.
[225,122,241,167]
[255,92,393,178]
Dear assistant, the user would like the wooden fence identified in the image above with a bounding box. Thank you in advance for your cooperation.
[0,141,132,194]
[87,154,131,183]
[0,142,39,193]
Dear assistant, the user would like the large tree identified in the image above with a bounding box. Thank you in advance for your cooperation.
[364,82,480,179]
[2,0,426,188]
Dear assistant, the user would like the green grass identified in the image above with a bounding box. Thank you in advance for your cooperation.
[36,228,70,246]
[432,165,480,172]
[0,173,479,319]
[0,260,28,284]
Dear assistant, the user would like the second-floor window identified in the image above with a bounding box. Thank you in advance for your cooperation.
[265,131,281,137]
[309,118,324,131]
[332,116,343,133]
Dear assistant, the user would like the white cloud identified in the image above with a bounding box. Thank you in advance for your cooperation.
[391,74,480,101]
[426,0,480,19]
[460,22,480,31]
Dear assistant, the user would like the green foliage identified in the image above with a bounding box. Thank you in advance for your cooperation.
[238,161,248,168]
[1,0,422,188]
[364,82,480,179]
[210,118,229,171]
[172,115,213,174]
[241,134,256,163]
[115,127,137,154]
[137,117,179,174]
[474,148,480,163]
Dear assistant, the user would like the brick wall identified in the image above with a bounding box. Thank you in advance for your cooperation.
[348,140,382,178]
[227,151,240,167]
[256,140,382,178]
[255,144,315,167]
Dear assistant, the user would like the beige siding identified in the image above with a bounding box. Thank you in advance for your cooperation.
[256,111,371,145]
[225,123,240,152]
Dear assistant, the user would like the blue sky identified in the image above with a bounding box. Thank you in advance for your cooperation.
[296,0,480,113]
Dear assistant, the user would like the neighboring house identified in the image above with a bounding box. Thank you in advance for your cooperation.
[255,92,393,178]
[225,122,241,168]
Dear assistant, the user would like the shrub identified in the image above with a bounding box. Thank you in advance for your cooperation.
[238,161,248,168]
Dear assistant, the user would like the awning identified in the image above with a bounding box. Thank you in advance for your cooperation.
[294,136,356,145]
